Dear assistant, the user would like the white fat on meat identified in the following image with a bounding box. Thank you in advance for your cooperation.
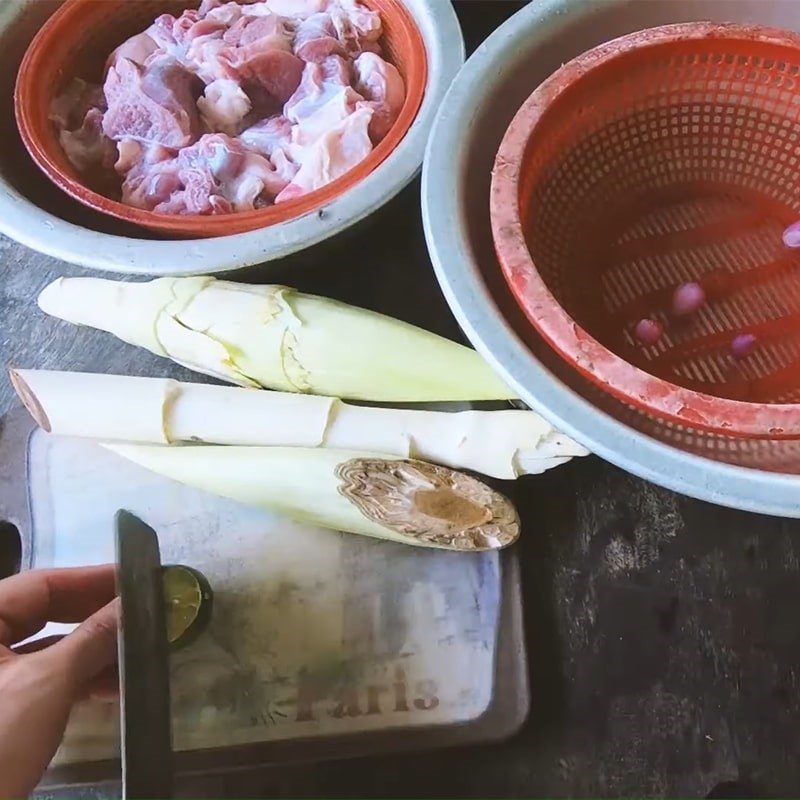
[203,1,247,26]
[239,114,292,155]
[283,56,366,153]
[198,78,252,132]
[353,51,404,142]
[289,85,362,149]
[184,38,237,83]
[293,2,381,62]
[270,147,300,185]
[256,0,329,19]
[240,115,299,183]
[284,54,349,116]
[330,0,382,55]
[276,103,372,202]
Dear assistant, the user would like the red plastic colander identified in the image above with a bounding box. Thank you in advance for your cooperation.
[491,23,800,441]
[15,0,427,238]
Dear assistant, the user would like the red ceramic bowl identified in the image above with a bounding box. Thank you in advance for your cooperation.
[491,22,800,440]
[15,0,427,237]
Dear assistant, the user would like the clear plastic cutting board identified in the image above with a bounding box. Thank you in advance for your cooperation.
[0,410,527,783]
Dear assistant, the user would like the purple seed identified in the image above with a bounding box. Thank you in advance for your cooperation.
[783,221,800,249]
[635,318,663,345]
[731,333,757,360]
[671,282,706,316]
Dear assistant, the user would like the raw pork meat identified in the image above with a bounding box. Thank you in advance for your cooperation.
[285,56,363,147]
[240,115,298,184]
[294,13,347,62]
[353,51,404,142]
[49,79,116,172]
[239,115,292,156]
[50,0,405,215]
[49,78,106,130]
[293,3,382,62]
[60,109,118,172]
[107,32,160,71]
[103,56,201,148]
[203,2,248,26]
[123,133,290,213]
[329,1,382,55]
[276,104,372,202]
[198,78,252,132]
[119,141,181,208]
[223,14,304,101]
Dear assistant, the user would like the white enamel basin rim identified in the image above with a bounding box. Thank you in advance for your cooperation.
[422,0,800,517]
[0,0,464,275]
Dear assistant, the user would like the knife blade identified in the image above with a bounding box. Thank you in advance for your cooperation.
[115,510,174,799]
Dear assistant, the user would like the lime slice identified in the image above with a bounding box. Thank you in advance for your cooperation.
[161,565,213,650]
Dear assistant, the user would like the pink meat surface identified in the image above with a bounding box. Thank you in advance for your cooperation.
[107,32,160,71]
[174,10,226,43]
[103,56,201,148]
[224,14,304,101]
[294,13,347,61]
[120,141,181,208]
[123,133,290,213]
[146,15,179,52]
[52,0,404,215]
[353,51,404,142]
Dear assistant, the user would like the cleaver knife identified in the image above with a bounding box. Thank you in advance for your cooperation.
[115,510,174,799]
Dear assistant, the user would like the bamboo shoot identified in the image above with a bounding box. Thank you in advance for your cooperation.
[38,277,515,402]
[106,444,520,552]
[11,369,588,479]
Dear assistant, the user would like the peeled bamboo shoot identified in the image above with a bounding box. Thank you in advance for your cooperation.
[38,277,515,402]
[11,370,588,479]
[106,444,520,552]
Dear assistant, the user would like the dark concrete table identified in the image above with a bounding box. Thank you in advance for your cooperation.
[3,3,800,797]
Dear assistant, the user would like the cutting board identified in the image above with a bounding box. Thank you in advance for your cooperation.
[0,407,529,786]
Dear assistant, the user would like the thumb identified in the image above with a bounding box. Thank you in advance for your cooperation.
[46,598,120,690]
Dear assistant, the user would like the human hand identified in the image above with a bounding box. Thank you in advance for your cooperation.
[0,566,118,799]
